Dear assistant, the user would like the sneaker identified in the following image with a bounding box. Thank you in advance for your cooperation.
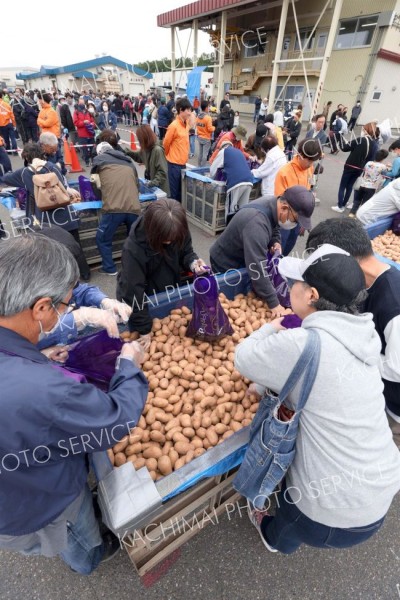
[348,213,356,218]
[98,268,118,276]
[314,197,321,205]
[331,206,345,213]
[247,506,278,553]
[100,531,121,564]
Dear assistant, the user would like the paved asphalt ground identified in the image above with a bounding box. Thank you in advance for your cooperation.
[1,119,399,600]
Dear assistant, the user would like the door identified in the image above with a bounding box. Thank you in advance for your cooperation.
[312,32,327,70]
[281,36,291,71]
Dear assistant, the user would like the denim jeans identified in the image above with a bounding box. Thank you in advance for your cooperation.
[198,138,211,167]
[338,169,360,208]
[260,482,385,555]
[96,212,138,272]
[280,224,301,256]
[168,162,185,202]
[189,135,196,156]
[0,123,17,151]
[59,484,104,574]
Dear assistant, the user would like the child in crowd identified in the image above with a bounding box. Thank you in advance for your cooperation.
[349,149,389,217]
[233,111,240,127]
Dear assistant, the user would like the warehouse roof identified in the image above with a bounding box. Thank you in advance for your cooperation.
[17,56,152,80]
[157,0,258,27]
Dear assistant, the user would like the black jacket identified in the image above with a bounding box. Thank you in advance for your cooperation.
[339,135,376,172]
[23,100,40,127]
[285,117,301,141]
[59,103,75,132]
[209,198,281,309]
[116,217,197,334]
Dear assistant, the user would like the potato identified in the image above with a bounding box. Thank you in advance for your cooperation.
[174,441,194,455]
[143,446,163,459]
[169,448,179,467]
[152,397,169,409]
[126,442,142,456]
[113,435,129,454]
[174,457,186,470]
[182,427,195,439]
[150,430,166,443]
[194,447,206,458]
[114,452,127,467]
[180,414,192,428]
[145,457,158,471]
[158,455,173,476]
[133,457,146,469]
[206,429,219,446]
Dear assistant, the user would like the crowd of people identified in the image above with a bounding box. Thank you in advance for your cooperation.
[0,83,400,578]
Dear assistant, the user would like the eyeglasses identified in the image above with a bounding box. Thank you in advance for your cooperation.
[53,300,76,315]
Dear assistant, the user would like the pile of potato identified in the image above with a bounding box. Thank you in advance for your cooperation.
[372,230,400,263]
[108,292,286,481]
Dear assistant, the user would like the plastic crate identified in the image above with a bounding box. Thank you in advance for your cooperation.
[364,217,400,271]
[182,168,261,236]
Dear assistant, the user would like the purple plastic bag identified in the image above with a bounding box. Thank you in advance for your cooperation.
[16,188,27,210]
[266,251,291,308]
[65,330,123,391]
[78,176,98,202]
[281,314,302,329]
[186,273,233,341]
[392,211,400,236]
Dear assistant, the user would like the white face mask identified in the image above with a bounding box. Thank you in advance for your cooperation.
[278,219,298,230]
[88,107,95,114]
[103,105,108,112]
[38,319,60,342]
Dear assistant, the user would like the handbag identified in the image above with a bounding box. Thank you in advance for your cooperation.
[233,328,321,508]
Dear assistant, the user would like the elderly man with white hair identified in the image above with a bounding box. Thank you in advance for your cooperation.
[91,142,141,275]
[39,131,66,174]
[0,235,148,573]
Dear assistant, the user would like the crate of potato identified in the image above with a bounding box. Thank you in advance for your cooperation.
[371,229,400,265]
[108,289,281,483]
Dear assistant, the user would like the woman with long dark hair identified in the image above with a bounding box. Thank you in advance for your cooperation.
[332,121,380,213]
[125,124,170,195]
[116,198,207,343]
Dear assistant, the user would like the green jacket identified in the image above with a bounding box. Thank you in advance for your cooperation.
[125,141,170,196]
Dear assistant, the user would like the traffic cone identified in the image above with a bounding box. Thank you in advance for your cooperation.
[69,142,84,173]
[130,131,137,151]
[63,138,72,166]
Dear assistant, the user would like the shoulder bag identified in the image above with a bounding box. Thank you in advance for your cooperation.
[233,328,321,508]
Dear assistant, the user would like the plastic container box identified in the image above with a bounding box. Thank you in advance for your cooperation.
[182,167,261,235]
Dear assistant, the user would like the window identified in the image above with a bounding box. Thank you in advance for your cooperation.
[244,39,266,58]
[371,91,382,101]
[294,30,315,51]
[335,15,378,49]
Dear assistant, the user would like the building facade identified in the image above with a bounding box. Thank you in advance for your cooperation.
[17,56,152,97]
[158,0,400,124]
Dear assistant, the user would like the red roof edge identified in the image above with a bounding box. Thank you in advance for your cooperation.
[377,48,400,64]
[157,0,251,28]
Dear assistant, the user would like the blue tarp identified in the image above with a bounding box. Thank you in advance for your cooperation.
[186,66,207,104]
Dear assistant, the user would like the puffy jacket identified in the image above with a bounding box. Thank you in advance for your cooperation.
[157,105,171,128]
[0,99,16,127]
[97,110,117,131]
[91,148,140,214]
[73,107,96,138]
[23,99,40,128]
[37,103,60,137]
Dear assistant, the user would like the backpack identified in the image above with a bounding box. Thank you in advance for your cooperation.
[31,167,71,211]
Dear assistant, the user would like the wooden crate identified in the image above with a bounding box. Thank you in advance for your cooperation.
[122,469,240,576]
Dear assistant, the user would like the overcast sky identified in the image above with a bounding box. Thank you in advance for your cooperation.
[3,1,212,70]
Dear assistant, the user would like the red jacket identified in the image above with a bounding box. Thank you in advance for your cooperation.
[73,108,96,138]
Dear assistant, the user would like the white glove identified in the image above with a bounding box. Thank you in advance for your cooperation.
[73,307,119,338]
[41,345,69,363]
[120,341,145,366]
[101,298,132,323]
[137,333,151,352]
[190,258,209,274]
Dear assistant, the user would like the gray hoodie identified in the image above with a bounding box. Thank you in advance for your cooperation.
[235,311,400,528]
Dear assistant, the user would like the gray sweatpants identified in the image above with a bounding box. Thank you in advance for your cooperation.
[226,184,252,222]
[198,138,211,167]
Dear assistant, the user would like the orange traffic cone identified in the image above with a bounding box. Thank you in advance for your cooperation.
[130,131,137,151]
[69,142,84,173]
[63,138,72,166]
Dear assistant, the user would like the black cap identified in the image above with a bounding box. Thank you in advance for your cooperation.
[278,244,366,305]
[281,185,315,230]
